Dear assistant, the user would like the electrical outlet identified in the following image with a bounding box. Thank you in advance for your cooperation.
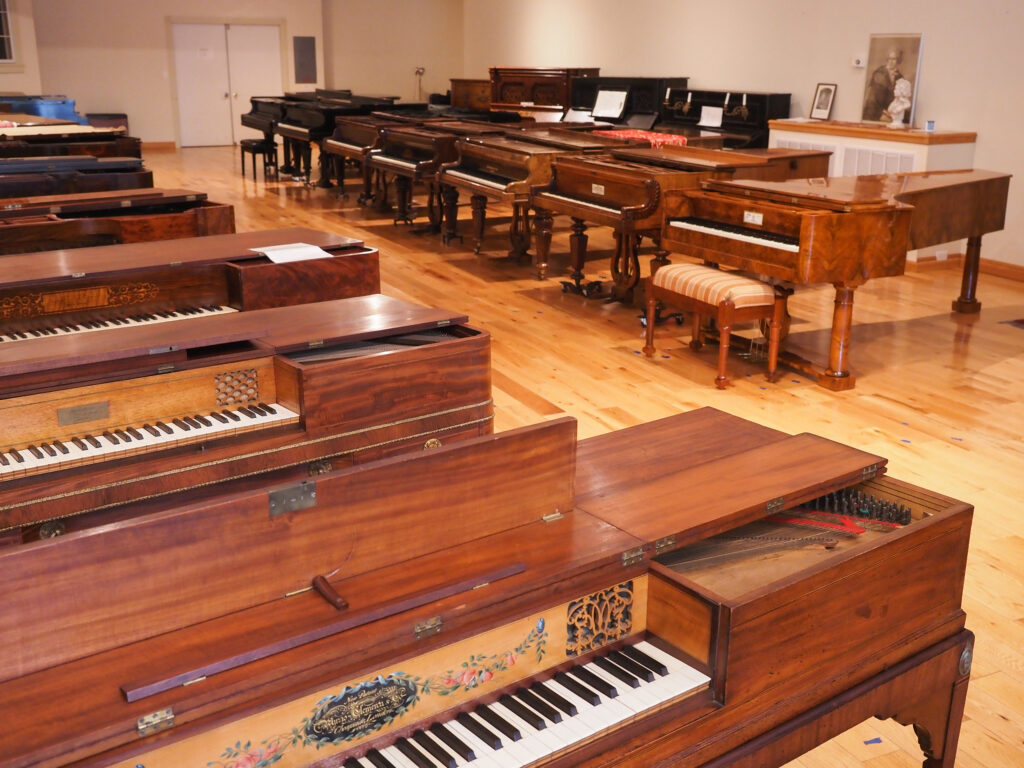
[852,56,866,68]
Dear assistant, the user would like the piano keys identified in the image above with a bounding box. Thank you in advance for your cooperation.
[0,293,492,536]
[0,227,380,339]
[436,135,570,257]
[0,155,153,197]
[0,187,235,254]
[530,147,831,301]
[0,408,974,767]
[0,120,141,158]
[660,176,914,389]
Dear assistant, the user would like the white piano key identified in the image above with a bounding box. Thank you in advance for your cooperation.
[511,690,592,750]
[581,661,663,711]
[668,219,800,252]
[634,640,711,695]
[468,709,536,766]
[489,700,562,756]
[445,719,518,768]
[379,744,418,768]
[546,676,629,732]
[537,192,621,215]
[443,170,508,190]
[0,306,238,345]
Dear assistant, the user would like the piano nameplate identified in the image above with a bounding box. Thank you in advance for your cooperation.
[57,401,109,426]
[0,283,161,320]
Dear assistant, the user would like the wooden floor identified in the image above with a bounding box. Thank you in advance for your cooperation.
[146,145,1024,767]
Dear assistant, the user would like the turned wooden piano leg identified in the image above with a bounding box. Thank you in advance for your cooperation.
[508,200,531,262]
[441,185,461,245]
[471,194,487,254]
[393,176,413,225]
[820,284,857,391]
[533,208,553,280]
[568,217,589,288]
[315,143,333,188]
[425,182,443,233]
[952,234,983,313]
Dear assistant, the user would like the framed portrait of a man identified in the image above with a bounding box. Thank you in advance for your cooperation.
[861,33,922,126]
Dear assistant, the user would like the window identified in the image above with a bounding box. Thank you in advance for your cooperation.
[0,0,11,62]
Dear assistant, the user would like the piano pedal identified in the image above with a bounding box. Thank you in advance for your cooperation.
[561,280,603,299]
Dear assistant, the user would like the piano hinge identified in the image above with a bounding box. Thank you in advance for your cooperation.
[156,363,176,374]
[268,481,318,517]
[542,511,564,523]
[71,271,85,278]
[766,497,786,513]
[137,708,174,737]
[862,464,879,480]
[621,547,645,567]
[308,339,325,349]
[414,616,443,640]
[654,535,677,555]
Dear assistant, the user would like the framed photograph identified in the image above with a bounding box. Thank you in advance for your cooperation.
[861,33,923,126]
[810,83,836,120]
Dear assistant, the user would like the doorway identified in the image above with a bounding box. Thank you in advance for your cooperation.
[172,23,284,147]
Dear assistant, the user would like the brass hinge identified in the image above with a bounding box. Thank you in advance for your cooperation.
[541,511,564,523]
[308,339,324,349]
[156,363,176,374]
[654,535,676,555]
[862,464,879,480]
[437,319,451,327]
[137,708,174,737]
[414,616,442,640]
[766,497,785,513]
[268,481,318,517]
[621,547,644,567]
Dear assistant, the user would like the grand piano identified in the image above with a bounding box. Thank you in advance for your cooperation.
[0,227,380,342]
[0,155,152,197]
[0,188,235,254]
[659,169,1011,388]
[274,90,401,185]
[530,147,832,301]
[0,293,492,540]
[0,407,973,767]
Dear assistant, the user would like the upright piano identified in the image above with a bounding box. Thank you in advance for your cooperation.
[0,293,492,540]
[0,187,235,254]
[530,148,832,301]
[0,407,973,767]
[275,90,400,185]
[437,135,572,257]
[489,66,600,121]
[659,88,792,148]
[0,227,380,340]
[0,155,152,197]
[660,169,1011,388]
[568,75,689,129]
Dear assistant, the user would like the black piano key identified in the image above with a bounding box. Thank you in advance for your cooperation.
[53,439,69,455]
[10,448,24,463]
[85,434,102,449]
[258,401,277,414]
[594,655,641,688]
[101,431,119,445]
[343,758,363,768]
[210,411,229,424]
[456,712,502,750]
[237,406,257,418]
[72,436,87,450]
[362,748,396,768]
[114,429,131,442]
[608,649,655,682]
[246,403,267,416]
[554,671,600,706]
[499,693,546,730]
[619,644,669,676]
[475,704,521,741]
[127,427,144,440]
[223,409,242,422]
[393,738,435,768]
[27,445,43,459]
[567,666,618,699]
[515,687,562,723]
[172,418,190,431]
[155,421,174,435]
[0,453,9,466]
[428,722,475,762]
[183,415,203,429]
[143,424,160,437]
[412,730,457,768]
[530,680,578,717]
[194,414,213,427]
[40,443,57,458]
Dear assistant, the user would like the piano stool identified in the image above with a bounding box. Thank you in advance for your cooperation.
[239,138,278,178]
[643,263,786,388]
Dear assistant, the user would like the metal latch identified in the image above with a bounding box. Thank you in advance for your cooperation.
[268,482,318,517]
[137,708,174,737]
[414,616,443,640]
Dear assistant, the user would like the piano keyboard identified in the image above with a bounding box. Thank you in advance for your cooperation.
[0,305,237,344]
[373,155,422,172]
[324,139,364,154]
[669,218,800,253]
[343,640,709,768]
[442,169,514,191]
[0,402,299,480]
[535,193,622,216]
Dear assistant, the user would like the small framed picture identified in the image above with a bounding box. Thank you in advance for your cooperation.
[810,83,836,120]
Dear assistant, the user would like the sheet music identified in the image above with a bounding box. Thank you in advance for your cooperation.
[698,106,723,128]
[592,89,628,120]
[250,242,334,263]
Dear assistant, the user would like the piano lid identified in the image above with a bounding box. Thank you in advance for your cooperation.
[702,169,1010,212]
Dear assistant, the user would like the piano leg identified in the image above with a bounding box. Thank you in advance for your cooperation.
[952,235,983,314]
[821,284,857,391]
[280,139,296,176]
[441,185,463,245]
[393,176,414,225]
[358,156,374,205]
[315,143,333,188]
[508,200,531,263]
[533,207,554,280]
[609,231,642,304]
[425,182,443,233]
[470,194,487,253]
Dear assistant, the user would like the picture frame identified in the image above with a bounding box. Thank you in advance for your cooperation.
[810,83,836,120]
[861,33,923,126]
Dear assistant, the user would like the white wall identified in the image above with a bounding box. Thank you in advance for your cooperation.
[31,0,324,144]
[323,0,463,102]
[463,0,1023,266]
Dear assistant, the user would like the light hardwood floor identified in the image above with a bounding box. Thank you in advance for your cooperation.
[146,145,1024,767]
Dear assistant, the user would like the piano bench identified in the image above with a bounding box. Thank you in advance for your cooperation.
[240,139,278,178]
[643,263,786,389]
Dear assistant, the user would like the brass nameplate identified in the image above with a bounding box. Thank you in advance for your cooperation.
[268,482,318,517]
[304,675,418,744]
[57,401,109,426]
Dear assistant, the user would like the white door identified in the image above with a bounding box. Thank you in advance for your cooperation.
[173,23,284,147]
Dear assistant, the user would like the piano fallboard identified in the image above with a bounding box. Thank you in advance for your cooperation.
[439,136,567,199]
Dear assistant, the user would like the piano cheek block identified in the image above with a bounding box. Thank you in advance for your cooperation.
[313,574,349,610]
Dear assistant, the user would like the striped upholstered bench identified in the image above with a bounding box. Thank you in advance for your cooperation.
[642,263,786,388]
